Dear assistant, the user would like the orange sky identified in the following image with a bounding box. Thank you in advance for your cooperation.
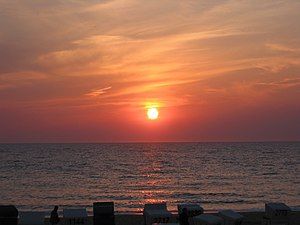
[0,0,299,142]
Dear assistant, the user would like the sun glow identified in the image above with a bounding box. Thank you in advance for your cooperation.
[147,107,159,120]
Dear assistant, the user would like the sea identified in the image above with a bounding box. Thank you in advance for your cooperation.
[0,142,299,213]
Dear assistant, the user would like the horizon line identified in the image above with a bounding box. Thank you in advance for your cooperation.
[1,140,299,144]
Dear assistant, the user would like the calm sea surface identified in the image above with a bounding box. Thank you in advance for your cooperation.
[0,142,299,213]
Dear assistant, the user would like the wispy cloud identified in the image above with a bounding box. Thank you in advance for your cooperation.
[85,86,112,97]
[0,71,48,90]
[266,43,300,53]
[256,78,300,89]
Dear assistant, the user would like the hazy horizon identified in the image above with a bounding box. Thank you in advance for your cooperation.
[1,140,300,144]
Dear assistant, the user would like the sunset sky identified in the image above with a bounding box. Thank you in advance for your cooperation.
[0,0,299,142]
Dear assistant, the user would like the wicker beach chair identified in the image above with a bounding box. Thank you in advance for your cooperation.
[93,202,115,225]
[19,211,45,225]
[63,208,88,225]
[193,214,223,225]
[0,205,18,225]
[178,203,204,217]
[218,210,243,225]
[262,203,291,225]
[143,203,172,225]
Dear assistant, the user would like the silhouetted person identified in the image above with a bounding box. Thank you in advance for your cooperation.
[179,208,189,225]
[50,206,60,225]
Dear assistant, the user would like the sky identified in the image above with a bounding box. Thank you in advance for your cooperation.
[0,0,299,142]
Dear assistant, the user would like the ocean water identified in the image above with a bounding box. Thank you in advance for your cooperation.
[0,142,299,213]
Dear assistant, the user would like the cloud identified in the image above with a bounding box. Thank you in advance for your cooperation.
[85,86,112,97]
[266,43,300,53]
[0,71,47,90]
[256,78,300,89]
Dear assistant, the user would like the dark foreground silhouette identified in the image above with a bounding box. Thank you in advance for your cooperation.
[50,205,60,225]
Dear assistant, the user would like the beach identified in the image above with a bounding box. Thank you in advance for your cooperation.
[41,211,300,225]
[1,1,299,224]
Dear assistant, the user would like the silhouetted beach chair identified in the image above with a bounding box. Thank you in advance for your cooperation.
[0,205,18,225]
[262,203,291,225]
[193,214,223,225]
[93,202,115,225]
[19,211,45,225]
[63,208,88,225]
[178,204,204,217]
[153,223,179,225]
[143,203,172,225]
[218,210,243,225]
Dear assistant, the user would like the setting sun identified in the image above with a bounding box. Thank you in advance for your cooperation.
[147,108,159,120]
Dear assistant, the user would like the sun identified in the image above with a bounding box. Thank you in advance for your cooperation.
[147,107,159,120]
